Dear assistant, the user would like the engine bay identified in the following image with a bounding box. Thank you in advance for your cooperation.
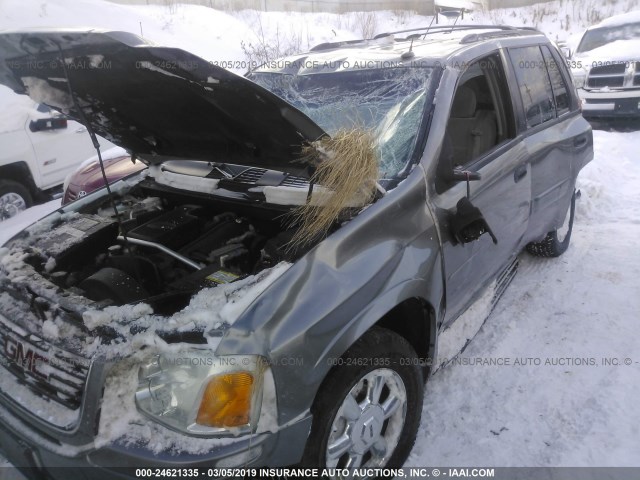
[21,190,302,315]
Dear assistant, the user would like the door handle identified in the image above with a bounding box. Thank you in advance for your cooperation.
[574,136,588,148]
[514,165,527,183]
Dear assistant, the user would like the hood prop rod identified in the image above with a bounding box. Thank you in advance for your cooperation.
[56,45,129,245]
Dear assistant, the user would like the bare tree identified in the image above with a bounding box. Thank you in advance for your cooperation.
[352,11,378,39]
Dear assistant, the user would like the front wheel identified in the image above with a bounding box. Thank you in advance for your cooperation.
[526,190,576,258]
[0,180,33,221]
[302,327,423,469]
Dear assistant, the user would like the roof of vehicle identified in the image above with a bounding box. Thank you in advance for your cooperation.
[587,10,640,29]
[254,25,547,76]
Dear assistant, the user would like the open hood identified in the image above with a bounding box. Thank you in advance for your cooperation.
[0,29,326,174]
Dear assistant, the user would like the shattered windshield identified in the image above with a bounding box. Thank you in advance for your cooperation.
[577,23,640,52]
[250,67,434,179]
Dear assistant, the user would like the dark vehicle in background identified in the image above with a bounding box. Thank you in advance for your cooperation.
[0,27,591,477]
[62,149,145,205]
[569,11,640,118]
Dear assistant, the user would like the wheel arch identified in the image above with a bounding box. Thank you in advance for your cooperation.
[0,162,38,196]
[301,316,430,467]
[312,294,438,399]
[300,270,443,416]
[374,297,437,380]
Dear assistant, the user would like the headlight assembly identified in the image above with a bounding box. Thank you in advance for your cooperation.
[572,68,587,89]
[135,351,265,436]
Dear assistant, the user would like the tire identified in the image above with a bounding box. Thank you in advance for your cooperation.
[526,190,575,258]
[0,180,33,221]
[301,327,423,470]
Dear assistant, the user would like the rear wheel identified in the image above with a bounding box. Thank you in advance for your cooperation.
[0,180,32,221]
[526,190,575,258]
[302,327,423,470]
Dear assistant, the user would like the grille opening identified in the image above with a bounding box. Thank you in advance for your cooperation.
[587,63,629,89]
[233,167,309,188]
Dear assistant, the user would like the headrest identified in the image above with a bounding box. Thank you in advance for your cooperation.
[451,85,477,118]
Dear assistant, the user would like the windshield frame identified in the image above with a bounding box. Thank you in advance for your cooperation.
[247,66,440,188]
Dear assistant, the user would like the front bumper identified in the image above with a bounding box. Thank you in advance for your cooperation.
[0,401,312,480]
[579,88,640,117]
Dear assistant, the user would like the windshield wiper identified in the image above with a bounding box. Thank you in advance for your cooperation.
[208,162,234,179]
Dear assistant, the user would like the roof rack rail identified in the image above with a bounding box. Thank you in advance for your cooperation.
[460,29,541,43]
[310,39,368,52]
[373,24,539,40]
[309,25,543,52]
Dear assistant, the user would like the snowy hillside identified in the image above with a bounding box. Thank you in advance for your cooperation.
[2,0,640,75]
[1,0,640,472]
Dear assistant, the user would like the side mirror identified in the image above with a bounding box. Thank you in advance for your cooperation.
[450,197,498,245]
[449,169,481,182]
[29,117,68,132]
[446,168,481,198]
[560,46,572,59]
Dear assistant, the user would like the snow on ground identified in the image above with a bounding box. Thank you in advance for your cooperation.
[1,127,638,470]
[1,0,640,472]
[407,129,640,466]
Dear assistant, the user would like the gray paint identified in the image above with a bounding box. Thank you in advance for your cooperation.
[0,27,592,472]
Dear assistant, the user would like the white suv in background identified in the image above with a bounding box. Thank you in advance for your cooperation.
[570,12,640,119]
[0,86,113,220]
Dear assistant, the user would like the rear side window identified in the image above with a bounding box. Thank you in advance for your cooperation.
[541,46,570,116]
[509,46,555,128]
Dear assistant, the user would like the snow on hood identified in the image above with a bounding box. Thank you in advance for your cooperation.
[574,38,640,63]
[590,10,640,28]
[0,29,326,176]
[71,145,129,174]
[0,199,291,361]
[91,262,291,451]
[0,203,292,451]
[80,262,292,357]
[0,236,291,361]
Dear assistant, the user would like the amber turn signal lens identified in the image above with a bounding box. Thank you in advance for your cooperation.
[196,372,254,428]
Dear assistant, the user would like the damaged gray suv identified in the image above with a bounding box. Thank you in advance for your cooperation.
[0,26,592,477]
